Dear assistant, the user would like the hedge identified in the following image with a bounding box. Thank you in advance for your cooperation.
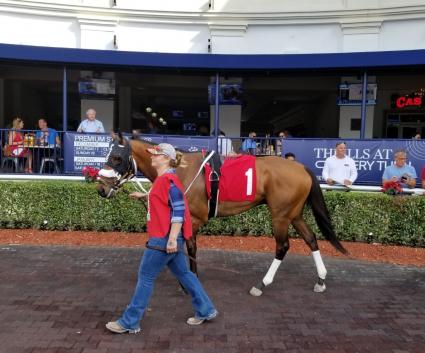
[0,181,424,246]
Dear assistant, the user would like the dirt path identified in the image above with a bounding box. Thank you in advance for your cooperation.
[0,229,424,267]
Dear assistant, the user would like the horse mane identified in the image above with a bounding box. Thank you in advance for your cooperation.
[130,137,202,155]
[129,138,204,169]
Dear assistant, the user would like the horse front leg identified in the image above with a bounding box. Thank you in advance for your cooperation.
[186,235,198,275]
[250,217,290,296]
[186,218,204,276]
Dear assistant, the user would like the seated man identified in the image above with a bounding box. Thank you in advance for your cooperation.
[36,118,60,146]
[322,142,357,186]
[382,150,417,189]
[240,132,257,155]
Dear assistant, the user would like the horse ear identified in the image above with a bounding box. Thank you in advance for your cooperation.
[117,130,125,146]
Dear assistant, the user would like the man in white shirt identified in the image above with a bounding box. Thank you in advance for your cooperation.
[217,130,234,156]
[322,142,358,186]
[77,108,105,133]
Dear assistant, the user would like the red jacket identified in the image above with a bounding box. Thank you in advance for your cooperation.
[147,173,192,240]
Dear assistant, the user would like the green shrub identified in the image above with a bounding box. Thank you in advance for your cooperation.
[0,181,423,246]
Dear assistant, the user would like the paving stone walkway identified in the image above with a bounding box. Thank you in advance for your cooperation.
[0,245,424,353]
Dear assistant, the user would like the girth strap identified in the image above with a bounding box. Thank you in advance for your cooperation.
[207,152,222,219]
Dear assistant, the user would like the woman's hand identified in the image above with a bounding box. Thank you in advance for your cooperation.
[129,192,147,200]
[166,238,178,253]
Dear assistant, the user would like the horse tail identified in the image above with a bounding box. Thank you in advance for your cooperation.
[305,167,347,254]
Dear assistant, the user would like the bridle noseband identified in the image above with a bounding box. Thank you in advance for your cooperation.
[99,156,137,197]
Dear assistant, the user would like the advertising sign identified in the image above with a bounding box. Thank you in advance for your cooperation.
[63,132,113,173]
[283,138,425,185]
[63,133,216,173]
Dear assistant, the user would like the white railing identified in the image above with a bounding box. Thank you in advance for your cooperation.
[0,174,149,183]
[0,174,423,195]
[320,184,424,195]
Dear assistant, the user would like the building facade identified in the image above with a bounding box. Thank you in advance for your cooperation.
[1,0,425,138]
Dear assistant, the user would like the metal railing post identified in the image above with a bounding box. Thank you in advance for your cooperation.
[62,66,68,131]
[360,71,368,139]
[214,73,220,152]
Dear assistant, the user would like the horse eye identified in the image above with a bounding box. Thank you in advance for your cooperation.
[110,156,122,166]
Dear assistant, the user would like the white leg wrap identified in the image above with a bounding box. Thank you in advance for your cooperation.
[262,259,282,286]
[312,250,327,280]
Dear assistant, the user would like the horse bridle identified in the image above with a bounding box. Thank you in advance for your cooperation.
[98,156,148,198]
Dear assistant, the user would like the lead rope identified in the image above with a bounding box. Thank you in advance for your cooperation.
[184,150,215,195]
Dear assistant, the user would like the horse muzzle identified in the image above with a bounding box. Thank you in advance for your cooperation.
[96,182,117,199]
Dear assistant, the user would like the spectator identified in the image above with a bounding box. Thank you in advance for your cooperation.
[131,129,142,140]
[6,117,33,173]
[322,142,357,186]
[413,133,421,139]
[217,130,234,156]
[77,108,105,133]
[241,131,257,155]
[36,118,60,146]
[147,121,158,134]
[275,131,285,156]
[197,125,209,136]
[284,152,296,161]
[383,150,417,189]
[282,129,292,138]
[421,166,425,189]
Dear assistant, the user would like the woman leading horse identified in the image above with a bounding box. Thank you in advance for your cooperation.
[97,135,346,296]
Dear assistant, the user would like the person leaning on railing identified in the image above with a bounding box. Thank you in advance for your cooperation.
[4,117,33,173]
[240,131,257,155]
[382,150,417,189]
[322,142,357,187]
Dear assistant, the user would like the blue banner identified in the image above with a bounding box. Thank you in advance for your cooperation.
[63,133,216,173]
[283,138,425,185]
[63,132,113,173]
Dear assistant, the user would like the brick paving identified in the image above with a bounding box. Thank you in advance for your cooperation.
[0,245,424,353]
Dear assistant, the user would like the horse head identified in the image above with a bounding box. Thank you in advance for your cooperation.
[96,132,135,198]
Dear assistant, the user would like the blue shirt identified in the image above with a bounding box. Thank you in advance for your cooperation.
[166,170,185,223]
[382,163,417,186]
[241,138,257,152]
[77,119,105,133]
[36,128,58,145]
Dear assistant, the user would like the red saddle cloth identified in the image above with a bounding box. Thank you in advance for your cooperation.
[205,155,256,202]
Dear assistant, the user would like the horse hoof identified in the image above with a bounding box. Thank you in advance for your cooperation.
[314,282,326,293]
[249,286,263,296]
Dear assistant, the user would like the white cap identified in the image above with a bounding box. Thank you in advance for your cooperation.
[146,143,177,160]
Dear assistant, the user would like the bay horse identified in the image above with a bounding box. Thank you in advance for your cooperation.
[96,135,347,296]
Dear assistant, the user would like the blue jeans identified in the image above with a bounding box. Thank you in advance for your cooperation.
[118,235,216,330]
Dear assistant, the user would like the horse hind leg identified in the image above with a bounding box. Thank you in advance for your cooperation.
[292,216,327,293]
[250,218,290,297]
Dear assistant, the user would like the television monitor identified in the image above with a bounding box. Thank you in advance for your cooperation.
[182,122,196,132]
[208,83,242,105]
[78,79,116,95]
[172,110,184,118]
[337,83,377,106]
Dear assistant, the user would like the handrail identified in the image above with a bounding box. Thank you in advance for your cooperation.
[0,174,422,195]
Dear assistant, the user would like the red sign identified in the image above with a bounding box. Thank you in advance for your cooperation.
[396,96,422,108]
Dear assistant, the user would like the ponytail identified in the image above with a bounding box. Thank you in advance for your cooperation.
[170,151,183,168]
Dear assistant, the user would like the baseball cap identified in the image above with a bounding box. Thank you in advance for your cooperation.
[147,143,177,160]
